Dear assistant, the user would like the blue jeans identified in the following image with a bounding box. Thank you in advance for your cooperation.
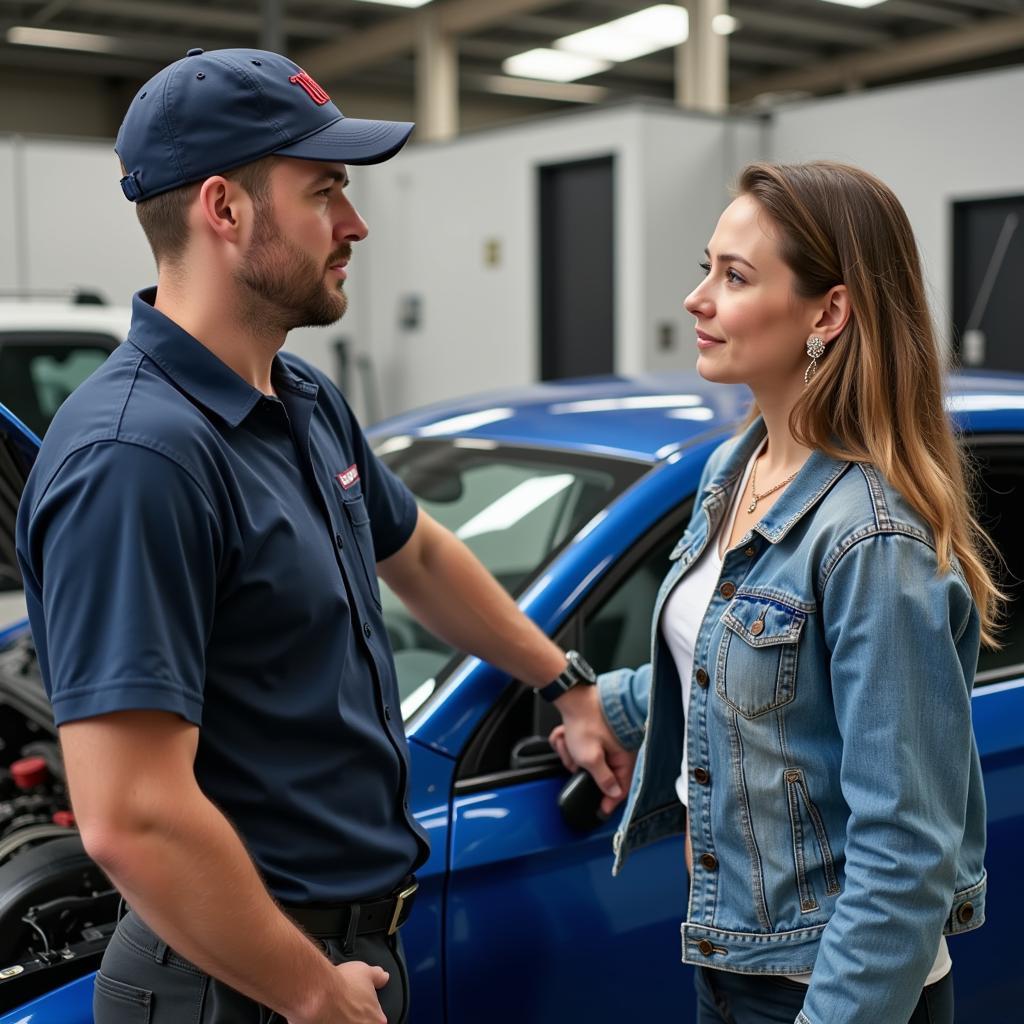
[695,967,954,1024]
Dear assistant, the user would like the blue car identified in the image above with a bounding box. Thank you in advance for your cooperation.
[2,372,1023,1022]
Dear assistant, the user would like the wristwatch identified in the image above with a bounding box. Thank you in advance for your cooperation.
[537,649,597,703]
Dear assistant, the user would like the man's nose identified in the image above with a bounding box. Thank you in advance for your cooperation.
[337,199,369,243]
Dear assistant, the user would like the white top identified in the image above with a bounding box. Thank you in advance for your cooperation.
[659,443,951,986]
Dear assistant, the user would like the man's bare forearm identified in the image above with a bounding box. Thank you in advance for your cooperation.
[381,514,567,687]
[82,780,333,1020]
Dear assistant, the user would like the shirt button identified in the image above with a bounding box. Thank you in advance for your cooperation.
[700,853,718,871]
[720,581,736,599]
[697,939,714,956]
[384,704,392,720]
[693,767,710,785]
[335,533,344,549]
[695,668,709,689]
[363,623,372,638]
[744,545,756,557]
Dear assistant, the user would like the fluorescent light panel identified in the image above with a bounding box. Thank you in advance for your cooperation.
[6,26,122,53]
[351,0,433,8]
[712,14,741,36]
[555,4,688,63]
[502,49,611,83]
[818,0,889,8]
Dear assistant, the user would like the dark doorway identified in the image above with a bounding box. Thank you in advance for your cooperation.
[952,195,1024,372]
[538,156,615,381]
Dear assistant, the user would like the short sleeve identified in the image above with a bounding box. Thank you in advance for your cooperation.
[18,441,220,726]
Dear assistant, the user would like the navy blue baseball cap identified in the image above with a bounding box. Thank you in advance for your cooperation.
[115,47,414,202]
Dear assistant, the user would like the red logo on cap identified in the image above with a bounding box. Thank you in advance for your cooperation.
[289,70,330,106]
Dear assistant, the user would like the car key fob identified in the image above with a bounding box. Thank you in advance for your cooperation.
[558,769,610,832]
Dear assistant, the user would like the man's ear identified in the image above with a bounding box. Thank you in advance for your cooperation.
[813,284,851,345]
[196,176,250,244]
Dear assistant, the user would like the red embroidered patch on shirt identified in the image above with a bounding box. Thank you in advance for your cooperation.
[337,465,360,489]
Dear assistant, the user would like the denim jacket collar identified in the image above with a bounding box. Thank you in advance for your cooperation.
[700,417,852,546]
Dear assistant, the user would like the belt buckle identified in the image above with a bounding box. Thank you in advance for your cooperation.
[387,882,418,935]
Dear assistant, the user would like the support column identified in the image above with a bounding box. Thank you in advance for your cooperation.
[415,10,458,143]
[261,0,285,54]
[676,0,729,114]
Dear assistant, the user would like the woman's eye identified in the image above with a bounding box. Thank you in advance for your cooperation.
[726,268,747,285]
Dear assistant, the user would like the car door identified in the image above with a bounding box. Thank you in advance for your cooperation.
[949,437,1024,1020]
[444,507,694,1024]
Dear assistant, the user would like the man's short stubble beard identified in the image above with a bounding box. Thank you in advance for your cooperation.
[235,200,348,335]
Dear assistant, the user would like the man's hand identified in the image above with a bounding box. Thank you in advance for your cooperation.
[549,686,637,816]
[289,961,389,1024]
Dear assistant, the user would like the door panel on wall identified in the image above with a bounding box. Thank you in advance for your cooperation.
[539,156,615,381]
[953,196,1024,372]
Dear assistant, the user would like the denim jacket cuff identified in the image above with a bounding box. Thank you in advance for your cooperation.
[597,668,646,752]
[795,1012,812,1024]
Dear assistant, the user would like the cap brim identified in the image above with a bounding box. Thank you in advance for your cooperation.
[274,117,414,165]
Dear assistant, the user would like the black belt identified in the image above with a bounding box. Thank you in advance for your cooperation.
[282,879,418,941]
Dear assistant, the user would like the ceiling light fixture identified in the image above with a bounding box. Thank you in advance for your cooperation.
[5,26,122,54]
[712,14,741,36]
[818,0,889,9]
[350,0,434,8]
[555,4,689,63]
[502,49,611,83]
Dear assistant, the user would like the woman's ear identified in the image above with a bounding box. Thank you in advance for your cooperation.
[813,284,851,345]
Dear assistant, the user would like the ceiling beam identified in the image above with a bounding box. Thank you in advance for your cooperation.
[734,11,1024,101]
[53,0,344,39]
[871,1,972,26]
[297,0,564,81]
[730,5,892,48]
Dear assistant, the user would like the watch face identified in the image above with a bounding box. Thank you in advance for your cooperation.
[567,649,597,684]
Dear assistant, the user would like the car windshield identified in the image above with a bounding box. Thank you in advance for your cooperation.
[375,437,646,718]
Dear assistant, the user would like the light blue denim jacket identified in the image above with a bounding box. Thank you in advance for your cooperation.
[598,419,986,1024]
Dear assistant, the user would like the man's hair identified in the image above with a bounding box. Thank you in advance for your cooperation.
[135,155,277,267]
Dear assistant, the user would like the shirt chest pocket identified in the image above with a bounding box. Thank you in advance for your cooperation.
[716,593,807,719]
[337,481,383,611]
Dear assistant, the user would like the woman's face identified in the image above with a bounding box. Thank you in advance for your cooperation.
[685,194,821,393]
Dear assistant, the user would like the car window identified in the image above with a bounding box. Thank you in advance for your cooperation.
[0,336,114,437]
[376,438,647,716]
[972,442,1024,684]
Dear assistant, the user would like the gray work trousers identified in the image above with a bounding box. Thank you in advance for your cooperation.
[93,908,410,1023]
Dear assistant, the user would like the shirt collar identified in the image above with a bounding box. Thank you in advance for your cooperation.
[125,288,317,428]
[703,416,851,544]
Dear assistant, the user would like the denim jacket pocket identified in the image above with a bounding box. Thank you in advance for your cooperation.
[716,593,807,719]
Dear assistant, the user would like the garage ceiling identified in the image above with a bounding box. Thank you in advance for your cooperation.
[1,0,1024,116]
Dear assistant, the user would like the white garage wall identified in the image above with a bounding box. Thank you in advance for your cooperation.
[353,103,763,414]
[769,65,1024,351]
[0,139,19,290]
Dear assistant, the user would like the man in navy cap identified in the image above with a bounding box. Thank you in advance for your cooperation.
[16,47,630,1024]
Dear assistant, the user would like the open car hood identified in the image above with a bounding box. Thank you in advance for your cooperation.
[0,403,39,644]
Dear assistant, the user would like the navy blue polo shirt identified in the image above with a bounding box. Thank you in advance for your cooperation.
[16,288,429,903]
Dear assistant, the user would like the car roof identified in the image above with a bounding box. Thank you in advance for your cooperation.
[372,370,1024,462]
[0,302,131,338]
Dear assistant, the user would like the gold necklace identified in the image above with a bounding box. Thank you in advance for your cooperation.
[747,457,800,514]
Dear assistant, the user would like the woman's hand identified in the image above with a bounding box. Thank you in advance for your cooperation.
[549,685,637,816]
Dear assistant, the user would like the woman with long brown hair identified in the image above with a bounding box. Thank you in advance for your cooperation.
[552,161,997,1023]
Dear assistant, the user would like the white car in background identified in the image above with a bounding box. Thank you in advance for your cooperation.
[0,292,129,628]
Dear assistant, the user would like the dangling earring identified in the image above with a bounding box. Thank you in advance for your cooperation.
[804,336,825,385]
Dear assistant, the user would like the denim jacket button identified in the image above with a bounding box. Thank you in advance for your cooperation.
[697,939,714,956]
[750,618,765,636]
[693,767,710,785]
[720,581,736,599]
[695,668,710,688]
[744,545,756,557]
[957,901,974,924]
[700,853,718,871]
